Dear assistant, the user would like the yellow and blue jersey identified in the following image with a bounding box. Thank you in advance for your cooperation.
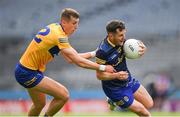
[96,36,140,109]
[15,23,71,88]
[96,36,131,86]
[20,23,71,72]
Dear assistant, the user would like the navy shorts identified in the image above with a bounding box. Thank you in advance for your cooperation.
[14,63,44,88]
[102,78,140,109]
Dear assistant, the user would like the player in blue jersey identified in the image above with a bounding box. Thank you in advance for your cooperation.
[96,20,153,116]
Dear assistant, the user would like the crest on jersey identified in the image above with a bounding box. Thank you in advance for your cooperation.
[123,96,129,102]
[59,38,69,43]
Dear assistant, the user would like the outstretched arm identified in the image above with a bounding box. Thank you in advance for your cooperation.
[60,50,96,63]
[60,47,114,72]
[78,50,96,59]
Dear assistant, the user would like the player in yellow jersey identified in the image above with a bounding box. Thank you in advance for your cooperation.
[14,8,115,116]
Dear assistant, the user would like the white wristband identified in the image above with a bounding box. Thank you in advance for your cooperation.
[90,51,96,58]
[99,65,106,71]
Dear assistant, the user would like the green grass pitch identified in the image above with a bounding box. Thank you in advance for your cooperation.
[1,112,180,117]
[62,112,180,117]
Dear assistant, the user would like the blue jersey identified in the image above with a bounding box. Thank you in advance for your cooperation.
[96,36,132,87]
[96,36,140,108]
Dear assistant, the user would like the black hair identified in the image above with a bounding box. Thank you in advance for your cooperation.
[106,20,125,33]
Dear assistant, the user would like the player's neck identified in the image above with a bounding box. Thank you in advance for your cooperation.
[107,37,116,47]
[59,23,70,36]
[59,23,65,32]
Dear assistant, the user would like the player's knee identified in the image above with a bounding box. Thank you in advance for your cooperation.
[146,99,154,109]
[56,89,69,102]
[63,91,69,102]
[143,97,154,109]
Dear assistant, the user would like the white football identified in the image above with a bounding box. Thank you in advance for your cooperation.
[123,39,141,59]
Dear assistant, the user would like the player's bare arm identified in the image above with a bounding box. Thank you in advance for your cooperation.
[96,70,128,80]
[78,50,96,59]
[61,47,114,72]
[61,50,96,63]
[78,48,97,59]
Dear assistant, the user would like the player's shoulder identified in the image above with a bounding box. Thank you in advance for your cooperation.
[98,38,113,53]
[47,23,67,37]
[36,23,58,35]
[96,45,108,59]
[48,23,59,26]
[96,48,106,56]
[47,23,60,31]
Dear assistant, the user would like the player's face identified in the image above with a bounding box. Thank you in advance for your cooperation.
[62,16,79,36]
[113,29,126,46]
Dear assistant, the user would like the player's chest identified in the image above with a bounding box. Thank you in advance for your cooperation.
[107,47,125,66]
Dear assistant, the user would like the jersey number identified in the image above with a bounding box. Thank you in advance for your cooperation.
[33,27,59,57]
[34,27,50,43]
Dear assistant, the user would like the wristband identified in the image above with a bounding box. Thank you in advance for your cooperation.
[99,65,106,71]
[90,51,96,58]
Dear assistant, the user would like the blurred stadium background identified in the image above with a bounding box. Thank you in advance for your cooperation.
[0,0,180,116]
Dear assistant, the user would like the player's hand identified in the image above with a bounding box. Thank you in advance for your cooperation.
[138,41,147,56]
[116,71,128,80]
[105,65,116,73]
[89,48,98,58]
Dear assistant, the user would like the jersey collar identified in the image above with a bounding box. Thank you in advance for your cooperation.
[107,36,115,47]
[59,23,65,33]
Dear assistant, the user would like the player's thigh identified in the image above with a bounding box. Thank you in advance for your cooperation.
[31,76,69,100]
[27,89,46,107]
[133,84,153,109]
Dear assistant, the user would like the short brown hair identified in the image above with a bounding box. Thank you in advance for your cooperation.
[61,8,79,21]
[106,20,125,33]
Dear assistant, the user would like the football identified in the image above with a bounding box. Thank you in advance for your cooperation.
[123,39,141,59]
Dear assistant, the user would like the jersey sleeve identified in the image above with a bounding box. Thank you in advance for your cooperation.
[96,49,107,65]
[49,24,72,50]
[58,37,72,49]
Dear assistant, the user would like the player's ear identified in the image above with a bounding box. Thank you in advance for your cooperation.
[108,33,113,39]
[61,18,67,25]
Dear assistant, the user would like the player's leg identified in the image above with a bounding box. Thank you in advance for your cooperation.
[31,76,69,116]
[133,85,154,109]
[125,79,152,116]
[27,89,46,116]
[14,64,47,116]
[128,99,151,116]
[14,64,68,116]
